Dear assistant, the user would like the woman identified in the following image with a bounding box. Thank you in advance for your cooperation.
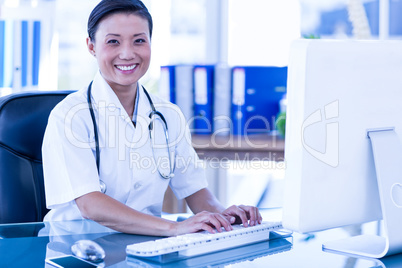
[42,0,262,236]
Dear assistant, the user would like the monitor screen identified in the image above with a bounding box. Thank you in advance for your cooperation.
[282,39,402,258]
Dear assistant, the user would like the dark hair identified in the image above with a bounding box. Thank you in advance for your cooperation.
[87,0,153,41]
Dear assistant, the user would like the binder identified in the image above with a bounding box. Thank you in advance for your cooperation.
[174,65,194,128]
[0,20,5,88]
[193,65,214,135]
[21,20,29,88]
[0,19,42,91]
[12,20,25,91]
[12,20,21,91]
[231,66,287,136]
[213,64,232,136]
[0,20,14,89]
[159,65,175,103]
[32,21,41,86]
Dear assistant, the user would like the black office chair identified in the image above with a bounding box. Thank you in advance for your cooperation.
[0,91,73,224]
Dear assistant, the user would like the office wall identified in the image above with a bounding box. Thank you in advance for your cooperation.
[227,0,301,67]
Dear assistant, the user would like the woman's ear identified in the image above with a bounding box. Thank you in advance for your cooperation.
[86,37,96,57]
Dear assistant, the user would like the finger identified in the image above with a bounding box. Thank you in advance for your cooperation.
[242,206,258,226]
[256,207,263,224]
[214,213,233,231]
[223,205,237,224]
[198,222,216,234]
[244,206,262,225]
[194,211,231,233]
[252,207,259,225]
[251,207,261,225]
[230,206,249,227]
[206,214,224,232]
[223,214,236,224]
[208,213,233,232]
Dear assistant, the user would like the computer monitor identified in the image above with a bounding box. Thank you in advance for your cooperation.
[282,39,402,258]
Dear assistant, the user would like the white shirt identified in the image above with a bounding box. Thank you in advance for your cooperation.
[42,71,207,221]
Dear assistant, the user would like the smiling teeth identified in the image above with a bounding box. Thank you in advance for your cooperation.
[117,65,136,71]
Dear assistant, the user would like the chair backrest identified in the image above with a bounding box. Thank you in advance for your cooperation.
[0,91,73,224]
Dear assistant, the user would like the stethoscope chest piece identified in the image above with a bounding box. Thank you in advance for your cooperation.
[99,180,107,193]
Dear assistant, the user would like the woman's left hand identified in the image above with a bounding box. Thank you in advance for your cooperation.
[221,205,262,227]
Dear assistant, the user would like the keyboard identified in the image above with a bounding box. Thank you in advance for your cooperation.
[126,236,292,267]
[126,221,283,258]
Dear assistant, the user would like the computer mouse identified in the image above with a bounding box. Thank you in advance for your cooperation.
[71,239,106,263]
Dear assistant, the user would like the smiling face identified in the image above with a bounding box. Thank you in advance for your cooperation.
[87,12,151,93]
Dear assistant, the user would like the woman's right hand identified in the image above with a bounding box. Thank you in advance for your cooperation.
[172,211,233,236]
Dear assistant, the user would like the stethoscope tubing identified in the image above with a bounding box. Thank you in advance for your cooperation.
[87,82,175,194]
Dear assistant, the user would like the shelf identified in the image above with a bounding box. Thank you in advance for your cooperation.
[192,134,285,161]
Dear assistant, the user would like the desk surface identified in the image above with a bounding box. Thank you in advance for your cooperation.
[0,210,400,268]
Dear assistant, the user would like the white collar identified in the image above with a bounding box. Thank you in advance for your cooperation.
[89,71,152,128]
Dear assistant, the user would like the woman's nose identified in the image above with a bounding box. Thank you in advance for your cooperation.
[119,44,135,60]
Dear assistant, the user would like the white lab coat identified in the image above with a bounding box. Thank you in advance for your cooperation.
[42,71,207,221]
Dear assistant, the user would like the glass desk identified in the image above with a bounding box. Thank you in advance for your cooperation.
[1,210,401,268]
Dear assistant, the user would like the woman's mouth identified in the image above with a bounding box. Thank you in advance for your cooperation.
[116,64,137,71]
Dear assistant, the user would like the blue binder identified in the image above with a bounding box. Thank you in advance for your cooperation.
[193,65,214,135]
[231,66,287,136]
[0,19,41,90]
[0,21,5,87]
[0,20,14,88]
[32,21,41,86]
[159,65,176,103]
[21,20,29,88]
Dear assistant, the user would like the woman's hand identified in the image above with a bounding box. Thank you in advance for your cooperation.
[221,205,262,227]
[173,211,233,236]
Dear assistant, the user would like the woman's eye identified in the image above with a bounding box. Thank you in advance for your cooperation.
[107,40,119,44]
[135,39,146,44]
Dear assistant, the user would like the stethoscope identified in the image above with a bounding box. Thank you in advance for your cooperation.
[87,81,175,193]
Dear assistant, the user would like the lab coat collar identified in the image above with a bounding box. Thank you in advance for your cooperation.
[90,71,152,135]
[90,71,124,112]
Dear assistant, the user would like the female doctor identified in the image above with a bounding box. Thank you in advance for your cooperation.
[42,0,262,236]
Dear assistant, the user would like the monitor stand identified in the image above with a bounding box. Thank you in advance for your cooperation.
[323,128,402,258]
